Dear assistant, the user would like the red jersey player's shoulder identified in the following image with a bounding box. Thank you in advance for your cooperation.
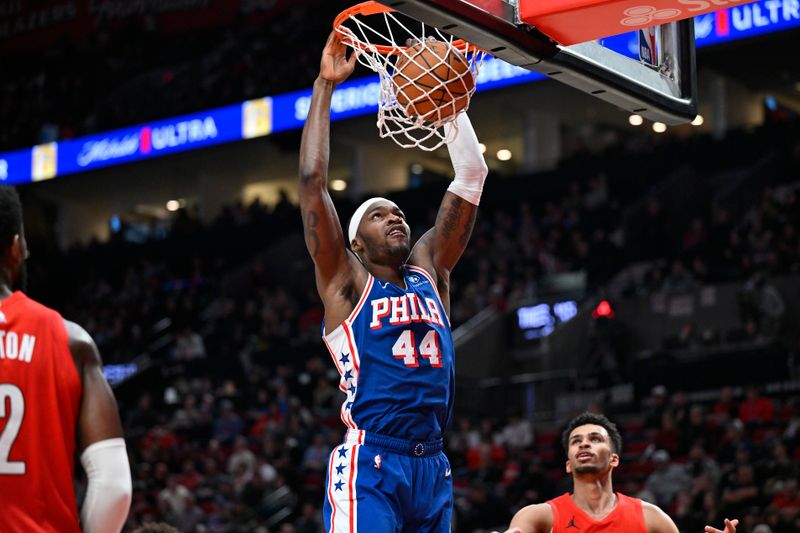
[641,500,680,533]
[63,319,92,344]
[63,319,104,369]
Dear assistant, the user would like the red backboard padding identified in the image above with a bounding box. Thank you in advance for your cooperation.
[519,0,757,45]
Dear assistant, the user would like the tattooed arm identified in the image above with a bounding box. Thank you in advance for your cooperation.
[299,33,365,328]
[410,114,487,316]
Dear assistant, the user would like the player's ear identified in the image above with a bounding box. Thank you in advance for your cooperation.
[9,234,23,266]
[610,453,620,468]
[351,236,364,254]
[565,459,572,474]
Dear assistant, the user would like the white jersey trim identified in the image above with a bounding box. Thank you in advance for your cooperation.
[327,432,364,533]
[322,278,369,431]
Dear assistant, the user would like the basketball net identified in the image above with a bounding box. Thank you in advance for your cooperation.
[335,2,485,151]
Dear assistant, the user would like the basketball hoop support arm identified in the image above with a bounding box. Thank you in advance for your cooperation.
[380,0,697,124]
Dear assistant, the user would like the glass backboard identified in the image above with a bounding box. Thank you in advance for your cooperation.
[379,0,697,124]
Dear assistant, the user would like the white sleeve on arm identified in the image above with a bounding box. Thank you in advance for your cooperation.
[444,112,489,206]
[80,438,132,533]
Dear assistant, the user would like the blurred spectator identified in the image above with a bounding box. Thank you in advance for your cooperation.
[680,405,716,455]
[739,386,776,426]
[683,218,708,252]
[640,449,692,508]
[720,464,762,519]
[301,434,330,473]
[294,502,323,533]
[158,476,192,522]
[645,385,670,429]
[684,443,721,488]
[214,400,245,445]
[455,481,513,533]
[228,435,257,479]
[172,325,206,361]
[173,493,205,532]
[498,414,534,450]
[712,387,739,424]
[740,273,786,337]
[654,412,681,455]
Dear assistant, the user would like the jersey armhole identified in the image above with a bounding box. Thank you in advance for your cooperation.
[345,274,374,325]
[57,317,84,393]
[547,500,560,531]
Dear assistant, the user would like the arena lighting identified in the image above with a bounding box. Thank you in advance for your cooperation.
[330,179,348,191]
[765,96,778,111]
[104,363,139,385]
[592,300,615,319]
[410,163,424,174]
[691,115,705,126]
[628,114,644,126]
[166,200,180,211]
[478,143,487,154]
[497,149,512,161]
[652,122,668,133]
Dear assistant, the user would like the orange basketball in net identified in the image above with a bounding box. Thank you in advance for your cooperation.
[392,40,475,124]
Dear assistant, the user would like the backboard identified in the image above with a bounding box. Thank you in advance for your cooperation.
[378,0,697,124]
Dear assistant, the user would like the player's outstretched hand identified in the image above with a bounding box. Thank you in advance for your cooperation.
[320,31,358,85]
[704,518,738,533]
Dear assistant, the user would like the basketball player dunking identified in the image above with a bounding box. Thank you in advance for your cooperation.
[299,32,488,532]
[495,413,738,533]
[0,186,131,533]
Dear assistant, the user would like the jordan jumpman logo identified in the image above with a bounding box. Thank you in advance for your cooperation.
[566,516,580,529]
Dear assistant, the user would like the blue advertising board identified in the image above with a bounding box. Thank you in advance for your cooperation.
[1,1,797,185]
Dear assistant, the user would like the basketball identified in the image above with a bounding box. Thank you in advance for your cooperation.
[392,40,475,123]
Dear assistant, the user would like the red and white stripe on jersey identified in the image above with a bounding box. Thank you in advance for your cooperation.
[327,430,364,533]
[346,275,374,327]
[342,321,361,374]
[322,276,371,430]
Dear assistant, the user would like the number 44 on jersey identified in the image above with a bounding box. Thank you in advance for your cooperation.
[392,329,442,368]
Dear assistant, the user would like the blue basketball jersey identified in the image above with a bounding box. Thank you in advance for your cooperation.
[322,265,455,441]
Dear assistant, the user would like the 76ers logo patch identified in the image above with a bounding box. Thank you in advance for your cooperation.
[374,455,382,469]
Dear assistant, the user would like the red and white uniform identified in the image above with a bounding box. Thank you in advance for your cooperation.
[0,291,82,533]
[548,492,647,533]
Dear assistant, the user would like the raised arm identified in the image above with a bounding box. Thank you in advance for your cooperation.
[411,113,488,310]
[299,33,359,296]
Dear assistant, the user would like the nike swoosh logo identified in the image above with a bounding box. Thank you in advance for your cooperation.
[445,469,451,477]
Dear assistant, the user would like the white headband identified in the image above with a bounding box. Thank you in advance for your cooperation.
[348,197,392,244]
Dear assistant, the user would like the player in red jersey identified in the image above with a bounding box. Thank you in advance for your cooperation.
[0,186,131,533]
[495,412,738,533]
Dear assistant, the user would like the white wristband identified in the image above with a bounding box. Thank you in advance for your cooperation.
[445,113,488,206]
[80,438,132,533]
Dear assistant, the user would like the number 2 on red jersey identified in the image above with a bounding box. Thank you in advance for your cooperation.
[0,384,26,475]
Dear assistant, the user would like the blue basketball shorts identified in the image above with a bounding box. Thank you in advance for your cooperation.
[322,429,453,533]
